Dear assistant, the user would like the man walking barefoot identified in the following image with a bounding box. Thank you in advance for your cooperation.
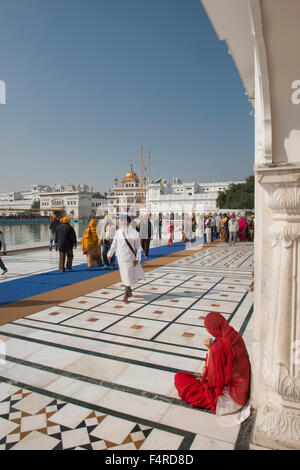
[55,217,77,272]
[0,229,7,275]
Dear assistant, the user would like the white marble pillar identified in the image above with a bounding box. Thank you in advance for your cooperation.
[251,166,300,449]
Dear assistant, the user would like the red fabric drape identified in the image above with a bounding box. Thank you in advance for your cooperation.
[238,217,247,241]
[174,312,250,413]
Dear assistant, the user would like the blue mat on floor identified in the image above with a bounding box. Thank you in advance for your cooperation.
[0,241,186,306]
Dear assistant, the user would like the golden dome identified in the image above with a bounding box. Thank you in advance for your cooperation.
[122,164,139,183]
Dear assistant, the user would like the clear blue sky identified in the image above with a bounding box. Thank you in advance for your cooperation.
[0,0,254,193]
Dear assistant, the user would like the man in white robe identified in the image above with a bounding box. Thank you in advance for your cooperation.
[108,215,145,302]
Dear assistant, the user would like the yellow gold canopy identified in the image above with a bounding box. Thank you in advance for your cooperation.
[122,164,139,183]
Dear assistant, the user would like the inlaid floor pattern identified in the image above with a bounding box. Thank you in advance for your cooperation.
[0,243,254,450]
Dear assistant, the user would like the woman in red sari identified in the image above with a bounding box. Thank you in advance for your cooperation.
[238,215,247,241]
[166,214,175,246]
[174,312,250,423]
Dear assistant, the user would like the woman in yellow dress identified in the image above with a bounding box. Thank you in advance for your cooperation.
[81,219,102,267]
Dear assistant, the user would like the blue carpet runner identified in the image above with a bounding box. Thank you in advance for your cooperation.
[0,241,190,306]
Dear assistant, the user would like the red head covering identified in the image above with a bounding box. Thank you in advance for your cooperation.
[202,312,250,409]
[230,214,235,218]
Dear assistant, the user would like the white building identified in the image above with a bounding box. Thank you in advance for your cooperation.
[147,177,244,215]
[39,184,107,219]
[106,165,244,216]
[0,184,108,219]
[0,185,49,213]
[107,164,146,215]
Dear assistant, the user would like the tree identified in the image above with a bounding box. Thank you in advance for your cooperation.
[92,192,105,199]
[31,200,40,209]
[216,175,254,209]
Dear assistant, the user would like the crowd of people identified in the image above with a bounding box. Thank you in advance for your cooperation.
[0,210,255,277]
[187,212,255,245]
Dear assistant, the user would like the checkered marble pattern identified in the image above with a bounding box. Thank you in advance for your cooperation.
[0,386,157,450]
[0,243,254,450]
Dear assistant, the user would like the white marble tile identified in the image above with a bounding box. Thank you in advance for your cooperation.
[20,414,47,433]
[97,389,170,422]
[161,273,194,281]
[160,405,240,443]
[151,294,197,309]
[171,287,207,298]
[108,281,131,290]
[0,359,21,374]
[44,375,108,403]
[155,323,211,351]
[50,403,92,429]
[216,283,249,293]
[91,300,144,315]
[4,338,45,360]
[144,271,167,279]
[11,430,60,450]
[61,428,90,449]
[26,306,85,324]
[203,290,244,302]
[0,400,11,416]
[190,434,234,450]
[190,298,237,314]
[114,292,162,304]
[114,365,174,396]
[3,364,59,388]
[90,415,135,444]
[118,347,153,362]
[59,296,108,310]
[180,280,216,290]
[139,429,184,450]
[65,354,130,382]
[175,309,210,327]
[191,275,223,283]
[27,330,68,344]
[62,311,123,331]
[0,417,19,440]
[26,345,82,369]
[130,304,184,322]
[146,351,201,372]
[14,392,54,415]
[221,277,253,286]
[134,284,174,294]
[104,317,167,340]
[150,278,183,287]
[85,288,123,300]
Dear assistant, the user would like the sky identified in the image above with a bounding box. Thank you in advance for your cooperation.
[0,0,254,193]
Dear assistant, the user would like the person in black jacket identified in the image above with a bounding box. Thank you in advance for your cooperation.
[49,214,61,251]
[0,229,8,275]
[139,214,153,258]
[55,217,77,272]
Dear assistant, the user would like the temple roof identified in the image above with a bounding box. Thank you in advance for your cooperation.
[121,164,139,183]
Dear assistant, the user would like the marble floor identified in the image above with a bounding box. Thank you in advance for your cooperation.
[0,242,254,450]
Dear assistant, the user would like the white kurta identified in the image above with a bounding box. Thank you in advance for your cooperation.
[216,387,251,428]
[107,227,145,287]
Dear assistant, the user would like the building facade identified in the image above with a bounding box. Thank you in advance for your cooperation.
[147,178,244,215]
[107,164,146,215]
[39,184,108,219]
[106,165,244,216]
[0,184,108,219]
